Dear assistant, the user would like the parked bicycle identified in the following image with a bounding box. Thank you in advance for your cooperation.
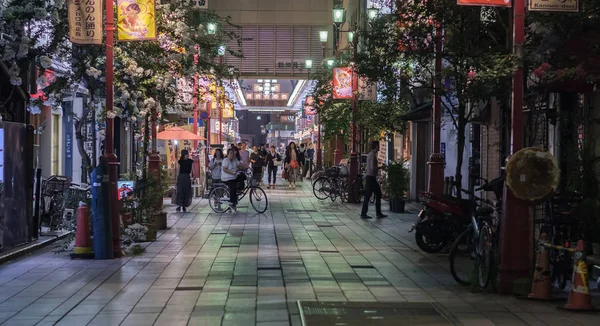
[539,192,583,290]
[448,176,504,290]
[40,175,72,232]
[312,166,349,202]
[208,169,268,213]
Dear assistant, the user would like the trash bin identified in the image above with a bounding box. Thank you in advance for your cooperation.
[92,157,113,259]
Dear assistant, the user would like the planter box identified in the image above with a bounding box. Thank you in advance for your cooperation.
[390,199,406,213]
[153,212,167,230]
[143,223,157,242]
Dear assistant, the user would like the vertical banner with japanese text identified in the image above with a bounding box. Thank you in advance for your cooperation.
[117,0,157,41]
[332,67,353,99]
[68,0,103,45]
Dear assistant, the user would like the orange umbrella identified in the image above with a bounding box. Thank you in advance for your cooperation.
[157,127,206,140]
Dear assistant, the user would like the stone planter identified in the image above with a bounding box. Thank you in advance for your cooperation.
[153,211,167,230]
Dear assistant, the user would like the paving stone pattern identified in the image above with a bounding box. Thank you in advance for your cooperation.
[0,181,599,325]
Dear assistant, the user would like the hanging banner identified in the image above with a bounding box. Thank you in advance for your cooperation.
[332,67,353,99]
[358,77,377,101]
[176,77,194,106]
[68,0,103,45]
[116,0,157,41]
[528,0,578,12]
[223,100,234,119]
[457,0,511,7]
[304,96,317,116]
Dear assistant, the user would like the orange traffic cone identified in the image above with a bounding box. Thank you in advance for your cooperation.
[73,204,92,256]
[527,233,554,300]
[562,240,597,311]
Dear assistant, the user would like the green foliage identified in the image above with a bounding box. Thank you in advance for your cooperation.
[386,160,410,200]
[135,177,163,224]
[127,244,146,256]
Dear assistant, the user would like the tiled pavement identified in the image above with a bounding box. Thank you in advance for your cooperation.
[1,180,599,326]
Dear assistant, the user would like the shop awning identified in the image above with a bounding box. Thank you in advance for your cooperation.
[399,102,432,122]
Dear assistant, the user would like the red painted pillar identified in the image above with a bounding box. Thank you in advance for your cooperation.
[206,101,211,167]
[105,0,121,258]
[148,103,162,210]
[348,67,359,201]
[316,114,323,170]
[427,23,444,194]
[498,0,531,294]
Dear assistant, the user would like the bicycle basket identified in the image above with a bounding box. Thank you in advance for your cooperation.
[325,167,339,178]
[42,175,72,196]
[338,164,349,176]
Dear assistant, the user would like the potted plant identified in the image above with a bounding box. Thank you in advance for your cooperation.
[386,159,410,213]
[135,177,163,241]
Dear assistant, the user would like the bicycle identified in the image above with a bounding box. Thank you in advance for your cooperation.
[539,192,582,290]
[208,169,268,214]
[40,175,72,232]
[312,166,349,202]
[449,176,504,290]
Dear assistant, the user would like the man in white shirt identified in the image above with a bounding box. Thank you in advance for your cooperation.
[222,148,249,212]
[239,142,250,166]
[361,141,387,219]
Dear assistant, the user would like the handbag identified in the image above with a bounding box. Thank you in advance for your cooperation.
[282,168,289,179]
[274,160,283,167]
[290,160,299,169]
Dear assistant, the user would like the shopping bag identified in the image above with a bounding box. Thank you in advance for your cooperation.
[282,168,288,179]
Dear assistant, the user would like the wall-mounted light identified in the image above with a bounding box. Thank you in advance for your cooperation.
[305,59,313,69]
[367,6,379,22]
[332,7,346,25]
[218,45,226,56]
[319,30,328,43]
[327,59,335,67]
[347,31,355,44]
[207,23,217,35]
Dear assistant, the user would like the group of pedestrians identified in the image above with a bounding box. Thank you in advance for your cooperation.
[176,140,386,219]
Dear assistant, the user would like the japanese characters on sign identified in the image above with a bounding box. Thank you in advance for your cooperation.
[68,0,103,45]
[117,0,157,41]
[192,0,209,9]
[456,0,511,7]
[528,0,578,12]
[176,77,194,106]
[358,77,377,101]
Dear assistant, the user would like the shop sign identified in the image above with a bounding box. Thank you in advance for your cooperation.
[528,0,578,12]
[333,67,353,99]
[68,0,103,45]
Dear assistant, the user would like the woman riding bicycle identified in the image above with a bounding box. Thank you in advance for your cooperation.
[221,148,249,212]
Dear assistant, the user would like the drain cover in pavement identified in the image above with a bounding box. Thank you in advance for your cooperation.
[298,301,459,325]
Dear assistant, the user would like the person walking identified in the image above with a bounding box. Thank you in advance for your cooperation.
[250,145,264,184]
[303,143,314,179]
[265,145,281,189]
[176,150,193,212]
[285,142,301,188]
[239,143,250,166]
[208,148,224,186]
[361,141,388,219]
[221,148,249,213]
[298,143,307,181]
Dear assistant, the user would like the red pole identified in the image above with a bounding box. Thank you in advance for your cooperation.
[427,22,444,194]
[105,0,121,258]
[218,56,223,145]
[348,66,359,201]
[316,114,322,170]
[206,101,211,167]
[498,0,531,294]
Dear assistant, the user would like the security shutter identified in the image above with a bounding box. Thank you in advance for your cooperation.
[292,26,310,75]
[258,26,275,74]
[276,26,293,75]
[240,26,258,74]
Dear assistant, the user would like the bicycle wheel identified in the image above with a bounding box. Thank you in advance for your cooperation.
[351,178,363,203]
[340,180,349,203]
[250,187,268,213]
[477,224,493,289]
[449,226,475,285]
[209,187,230,213]
[313,177,331,200]
[49,193,65,230]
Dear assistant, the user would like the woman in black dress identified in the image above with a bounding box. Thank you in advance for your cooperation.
[176,150,193,212]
